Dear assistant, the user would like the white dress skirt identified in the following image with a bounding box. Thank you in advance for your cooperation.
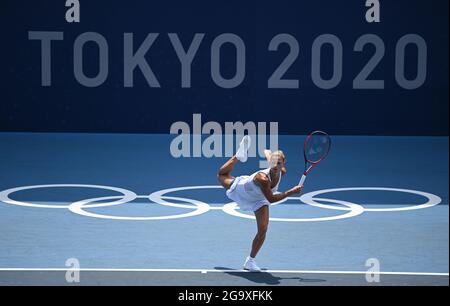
[226,168,281,212]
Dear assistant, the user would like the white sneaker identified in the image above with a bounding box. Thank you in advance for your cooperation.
[236,135,251,162]
[243,257,261,272]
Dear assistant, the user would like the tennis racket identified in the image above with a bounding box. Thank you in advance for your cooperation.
[298,131,331,187]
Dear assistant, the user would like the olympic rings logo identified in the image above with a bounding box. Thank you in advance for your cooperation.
[0,184,442,222]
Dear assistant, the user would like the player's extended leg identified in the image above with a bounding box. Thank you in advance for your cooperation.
[250,205,269,258]
[244,205,269,271]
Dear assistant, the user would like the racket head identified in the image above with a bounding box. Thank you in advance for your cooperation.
[303,130,331,164]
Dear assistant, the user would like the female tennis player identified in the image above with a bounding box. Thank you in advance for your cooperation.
[217,136,302,271]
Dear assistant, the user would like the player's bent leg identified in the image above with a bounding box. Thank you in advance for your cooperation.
[217,156,239,189]
[217,136,251,190]
[218,155,238,176]
[217,174,235,190]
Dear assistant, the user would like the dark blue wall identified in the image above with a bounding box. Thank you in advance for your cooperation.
[0,0,448,135]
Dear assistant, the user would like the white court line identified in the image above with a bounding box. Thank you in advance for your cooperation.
[0,268,447,276]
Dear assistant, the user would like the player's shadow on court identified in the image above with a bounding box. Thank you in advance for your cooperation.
[214,267,326,285]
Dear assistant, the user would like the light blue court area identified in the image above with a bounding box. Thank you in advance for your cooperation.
[0,133,448,285]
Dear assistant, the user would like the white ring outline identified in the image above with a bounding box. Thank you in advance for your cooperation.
[149,185,223,209]
[300,187,442,212]
[0,184,137,209]
[68,195,210,220]
[0,184,443,221]
[222,197,365,222]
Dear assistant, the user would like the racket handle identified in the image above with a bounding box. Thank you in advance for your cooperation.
[298,174,306,187]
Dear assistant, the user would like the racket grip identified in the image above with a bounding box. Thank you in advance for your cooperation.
[298,174,306,187]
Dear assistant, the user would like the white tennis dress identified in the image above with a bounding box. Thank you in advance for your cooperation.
[226,168,281,212]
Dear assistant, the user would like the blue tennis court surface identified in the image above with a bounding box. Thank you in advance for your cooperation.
[0,132,448,285]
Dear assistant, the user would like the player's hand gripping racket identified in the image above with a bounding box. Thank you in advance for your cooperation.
[298,131,331,187]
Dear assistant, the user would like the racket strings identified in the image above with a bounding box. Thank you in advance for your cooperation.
[305,132,331,163]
